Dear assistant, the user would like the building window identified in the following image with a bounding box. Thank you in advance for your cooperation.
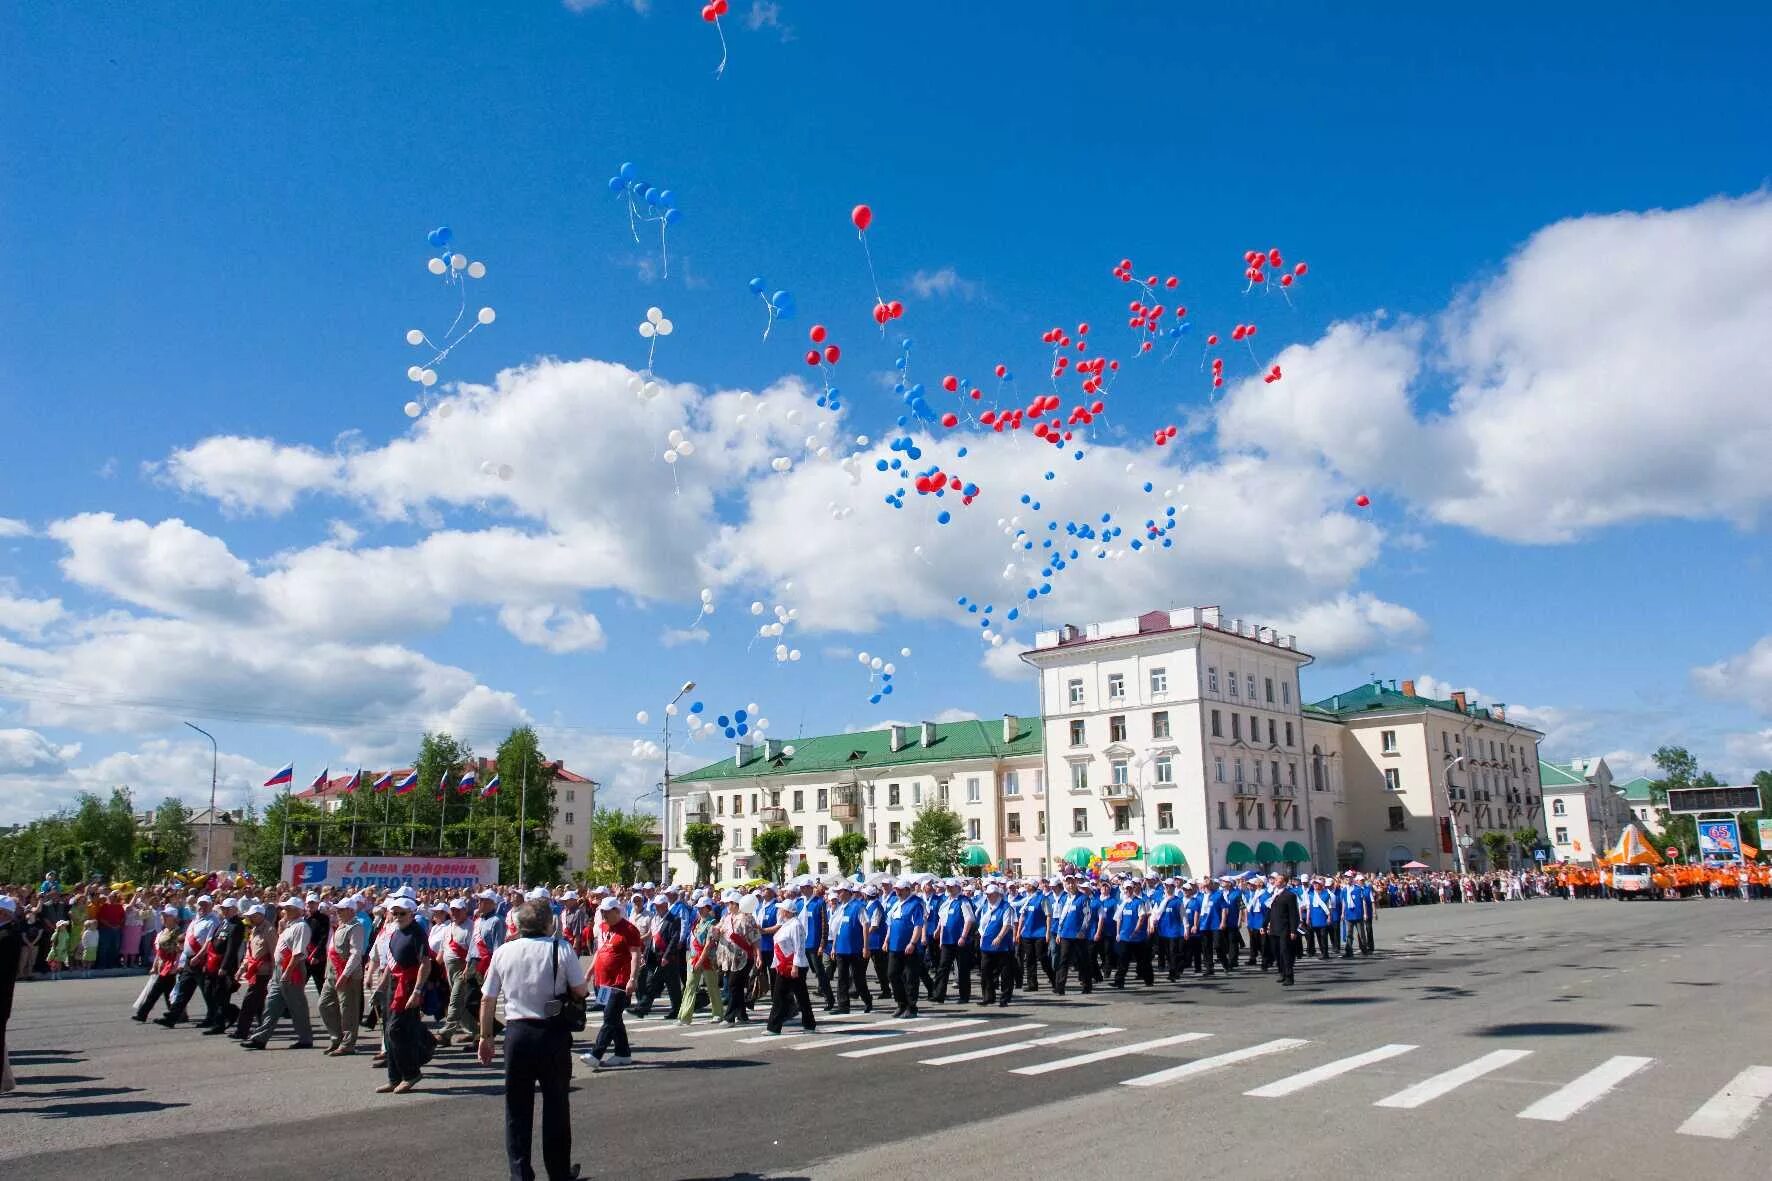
[816,788,827,810]
[966,777,981,803]
[1111,760,1129,785]
[1109,715,1127,743]
[1554,826,1569,844]
[793,790,804,812]
[1384,769,1401,791]
[1251,715,1260,741]
[1253,760,1263,785]
[1237,803,1248,830]
[564,811,575,825]
[1154,756,1173,784]
[1288,762,1297,786]
[1113,805,1132,833]
[564,834,573,848]
[1007,857,1023,877]
[1033,770,1044,796]
[1442,733,1451,755]
[771,790,782,807]
[1007,812,1021,836]
[968,818,981,841]
[1552,800,1566,817]
[1293,808,1301,831]
[1271,760,1281,785]
[816,824,828,846]
[794,825,804,846]
[1107,672,1125,700]
[889,822,902,845]
[1387,806,1406,831]
[1068,679,1084,706]
[732,794,743,816]
[1211,710,1223,738]
[1207,666,1219,692]
[716,797,725,815]
[1072,808,1088,835]
[1265,677,1275,704]
[866,786,876,807]
[1282,683,1291,706]
[1232,714,1242,742]
[868,822,876,845]
[1217,801,1228,829]
[817,862,828,875]
[936,781,947,804]
[1246,674,1256,699]
[1037,812,1046,837]
[1234,759,1245,783]
[1214,757,1225,783]
[1157,802,1173,829]
[565,789,575,803]
[1381,730,1398,753]
[1071,763,1089,792]
[1284,721,1294,747]
[1004,771,1021,796]
[1268,719,1277,746]
[1069,720,1086,747]
[1255,802,1266,828]
[888,783,901,807]
[1150,667,1168,694]
[1228,673,1239,698]
[1152,711,1171,739]
[912,783,922,806]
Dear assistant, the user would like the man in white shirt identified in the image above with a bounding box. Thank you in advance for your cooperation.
[478,901,586,1181]
[763,897,816,1035]
[437,898,476,1048]
[243,897,313,1050]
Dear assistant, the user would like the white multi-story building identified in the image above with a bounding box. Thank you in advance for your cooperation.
[1539,757,1636,863]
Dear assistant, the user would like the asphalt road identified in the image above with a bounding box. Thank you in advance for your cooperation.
[5,896,1770,1179]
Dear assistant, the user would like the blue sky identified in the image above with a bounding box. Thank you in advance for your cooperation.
[3,1,1770,821]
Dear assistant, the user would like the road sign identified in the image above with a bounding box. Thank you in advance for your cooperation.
[1696,818,1743,863]
[1665,785,1760,814]
[1457,834,1474,848]
[1533,848,1547,862]
[1665,845,1679,859]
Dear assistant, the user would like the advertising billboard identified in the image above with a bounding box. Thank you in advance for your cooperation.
[281,856,498,891]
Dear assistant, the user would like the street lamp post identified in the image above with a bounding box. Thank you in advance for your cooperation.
[1443,755,1469,877]
[661,680,695,885]
[184,722,218,872]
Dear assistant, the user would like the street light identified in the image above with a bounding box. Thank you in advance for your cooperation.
[184,722,218,872]
[661,680,696,883]
[1442,755,1469,876]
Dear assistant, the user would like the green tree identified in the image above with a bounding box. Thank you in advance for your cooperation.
[682,822,723,885]
[491,726,567,883]
[750,827,798,883]
[586,808,657,885]
[71,788,138,879]
[1512,826,1544,863]
[829,831,869,877]
[1649,745,1698,804]
[794,854,810,876]
[906,804,965,875]
[145,797,196,875]
[1479,830,1513,870]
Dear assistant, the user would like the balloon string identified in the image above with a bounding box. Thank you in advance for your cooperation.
[659,218,670,279]
[760,294,777,341]
[858,231,886,334]
[714,18,728,79]
[626,196,642,245]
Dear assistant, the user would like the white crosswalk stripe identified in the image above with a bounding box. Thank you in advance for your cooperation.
[1011,1031,1211,1076]
[1518,1055,1655,1122]
[840,1023,1046,1059]
[1120,1038,1309,1089]
[1677,1066,1772,1140]
[1374,1049,1533,1109]
[792,1018,982,1051]
[685,1011,872,1038]
[921,1026,1123,1066]
[1245,1044,1418,1098]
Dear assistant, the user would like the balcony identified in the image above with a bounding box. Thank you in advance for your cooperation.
[757,806,789,828]
[1101,781,1135,801]
[1232,783,1260,799]
[830,800,860,822]
[1271,784,1296,799]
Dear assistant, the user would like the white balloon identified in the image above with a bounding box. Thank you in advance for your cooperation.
[883,663,895,676]
[783,581,794,592]
[870,657,883,671]
[788,649,800,662]
[856,435,870,446]
[437,402,454,418]
[991,634,1005,647]
[700,587,714,601]
[899,647,912,657]
[451,253,468,271]
[467,260,486,279]
[663,450,679,463]
[783,745,797,757]
[638,322,655,339]
[636,710,650,725]
[405,329,424,346]
[655,319,673,336]
[420,369,438,387]
[646,306,664,324]
[406,365,424,382]
[858,652,870,664]
[497,464,513,481]
[427,257,447,274]
[477,307,495,325]
[734,414,747,426]
[815,446,830,460]
[403,401,423,418]
[756,718,769,730]
[750,601,764,615]
[664,702,678,717]
[746,702,759,714]
[641,382,660,399]
[480,460,496,476]
[668,429,686,445]
[785,409,802,425]
[677,440,694,456]
[912,545,923,557]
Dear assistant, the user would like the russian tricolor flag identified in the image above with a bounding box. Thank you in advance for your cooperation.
[263,763,294,788]
[393,770,417,795]
[458,769,477,795]
[308,767,330,791]
[480,774,501,799]
[342,768,362,794]
[372,771,393,793]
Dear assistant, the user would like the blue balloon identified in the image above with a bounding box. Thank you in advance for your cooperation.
[724,727,737,739]
[770,290,794,317]
[657,189,676,209]
[618,162,637,181]
[427,226,452,248]
[607,176,624,194]
[716,714,730,727]
[734,709,748,723]
[664,208,683,225]
[882,684,893,695]
[882,672,892,682]
[957,447,968,458]
[870,693,882,705]
[690,701,704,714]
[737,722,749,736]
[749,276,766,295]
[643,187,661,207]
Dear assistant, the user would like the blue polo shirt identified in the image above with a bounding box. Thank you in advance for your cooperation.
[978,898,1016,951]
[831,897,867,955]
[865,899,887,950]
[938,895,974,945]
[801,895,827,947]
[885,894,925,952]
[1156,892,1185,938]
[1115,896,1148,942]
[1054,892,1089,939]
[1017,891,1049,939]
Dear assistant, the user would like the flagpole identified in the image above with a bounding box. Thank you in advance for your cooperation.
[518,761,529,886]
[438,772,449,853]
[382,784,391,854]
[349,773,359,854]
[280,767,290,860]
[467,786,477,857]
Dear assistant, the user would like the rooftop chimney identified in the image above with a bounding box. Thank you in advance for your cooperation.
[735,741,754,766]
[1493,704,1506,722]
[920,721,937,748]
[1451,691,1467,713]
[889,724,910,753]
[1002,714,1020,742]
[764,738,784,760]
[1401,679,1416,697]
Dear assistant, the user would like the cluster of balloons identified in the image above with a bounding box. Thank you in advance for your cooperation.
[638,305,675,371]
[478,460,515,481]
[856,647,910,705]
[748,276,795,340]
[403,227,495,419]
[698,0,731,77]
[850,204,899,332]
[803,323,844,410]
[608,162,683,276]
[662,427,696,465]
[690,586,716,626]
[1243,247,1308,293]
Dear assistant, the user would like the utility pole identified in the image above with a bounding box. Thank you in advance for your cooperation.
[661,680,696,885]
[184,722,218,872]
[1443,755,1469,876]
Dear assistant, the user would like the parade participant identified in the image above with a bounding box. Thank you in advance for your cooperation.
[558,891,588,956]
[798,880,834,1013]
[436,897,476,1047]
[828,882,873,1014]
[1266,873,1301,986]
[462,889,503,1037]
[1196,878,1223,977]
[198,897,245,1033]
[131,907,183,1022]
[715,891,761,1024]
[1221,876,1245,970]
[917,880,943,1001]
[0,896,18,1084]
[319,898,366,1056]
[477,902,586,1181]
[863,883,890,995]
[1051,876,1092,995]
[231,903,273,1038]
[304,892,331,1001]
[631,895,682,1020]
[1155,879,1186,981]
[976,882,1017,1008]
[1015,878,1054,992]
[158,893,220,1027]
[885,877,926,1018]
[582,895,642,1070]
[1356,874,1376,953]
[764,896,816,1034]
[1113,880,1154,988]
[677,896,726,1026]
[1339,874,1367,959]
[376,896,431,1092]
[244,897,314,1050]
[755,885,780,1004]
[931,879,977,1005]
[1246,878,1272,972]
[1304,878,1334,960]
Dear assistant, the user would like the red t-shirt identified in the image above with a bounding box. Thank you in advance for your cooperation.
[98,902,125,929]
[591,918,642,990]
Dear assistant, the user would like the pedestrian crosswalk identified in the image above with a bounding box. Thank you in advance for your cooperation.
[646,1016,1772,1139]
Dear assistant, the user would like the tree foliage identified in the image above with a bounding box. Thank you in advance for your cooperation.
[683,822,723,885]
[586,807,657,885]
[906,804,966,875]
[829,831,869,877]
[750,826,798,883]
[1479,830,1514,869]
[146,797,196,874]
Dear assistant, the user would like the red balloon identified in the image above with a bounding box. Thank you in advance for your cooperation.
[701,4,717,20]
[888,300,904,318]
[942,375,958,392]
[1165,276,1179,288]
[980,410,998,425]
[809,324,827,344]
[1213,376,1224,388]
[1280,274,1294,287]
[1077,322,1090,335]
[940,412,958,428]
[970,388,981,400]
[1246,324,1257,337]
[1355,494,1371,508]
[1268,248,1283,267]
[851,204,873,232]
[714,0,728,11]
[872,303,889,325]
[1207,334,1219,346]
[805,350,820,366]
[823,344,841,364]
[1294,262,1308,276]
[994,363,1008,378]
[1232,325,1245,340]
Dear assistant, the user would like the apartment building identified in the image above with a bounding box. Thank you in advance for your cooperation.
[1539,757,1638,863]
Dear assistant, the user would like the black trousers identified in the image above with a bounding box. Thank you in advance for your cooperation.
[385,1007,424,1085]
[591,987,629,1059]
[1018,937,1053,991]
[887,950,920,1014]
[915,948,939,999]
[1161,935,1185,979]
[1273,930,1298,983]
[135,973,178,1020]
[806,949,835,1009]
[834,952,872,1011]
[767,969,816,1032]
[870,949,891,994]
[933,943,974,1003]
[1053,937,1093,993]
[981,948,1015,1005]
[632,954,682,1017]
[503,1019,574,1181]
[233,978,268,1037]
[1114,939,1154,987]
[1307,926,1332,958]
[1358,916,1375,954]
[1219,928,1241,969]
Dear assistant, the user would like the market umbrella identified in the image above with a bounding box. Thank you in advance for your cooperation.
[1401,860,1430,871]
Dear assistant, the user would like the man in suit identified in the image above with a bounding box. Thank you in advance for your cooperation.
[1265,872,1301,987]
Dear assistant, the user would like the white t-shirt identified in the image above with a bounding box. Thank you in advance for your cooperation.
[481,934,587,1021]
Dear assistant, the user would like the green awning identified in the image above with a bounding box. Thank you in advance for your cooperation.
[1225,840,1256,866]
[1281,840,1312,863]
[960,844,991,868]
[1063,847,1095,869]
[1255,840,1282,864]
[1149,843,1187,868]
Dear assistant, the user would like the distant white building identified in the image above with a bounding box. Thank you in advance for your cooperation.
[1539,757,1637,863]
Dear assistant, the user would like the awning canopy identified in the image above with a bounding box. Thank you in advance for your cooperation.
[1282,840,1312,863]
[1225,841,1256,866]
[960,844,991,868]
[1150,843,1187,868]
[1255,840,1282,864]
[1063,847,1094,869]
[1600,826,1664,866]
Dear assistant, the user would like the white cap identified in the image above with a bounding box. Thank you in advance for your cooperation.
[243,903,265,918]
[280,896,303,909]
[388,897,415,912]
[525,887,551,902]
[596,896,620,911]
[161,905,180,917]
[196,894,214,903]
[895,877,912,888]
[478,889,500,902]
[430,902,448,913]
[450,898,469,910]
[218,896,238,909]
[392,885,417,899]
[693,894,714,908]
[778,897,801,914]
[984,883,1003,895]
[305,892,320,903]
[652,895,669,907]
[721,890,739,903]
[562,890,579,901]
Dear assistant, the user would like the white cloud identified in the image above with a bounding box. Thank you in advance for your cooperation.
[563,0,650,13]
[0,518,32,538]
[1693,635,1772,718]
[1721,729,1772,772]
[497,603,607,654]
[745,2,783,32]
[1216,192,1772,543]
[0,728,77,776]
[660,626,710,647]
[0,733,271,825]
[159,436,343,515]
[907,267,981,301]
[49,513,260,620]
[0,588,64,638]
[1276,594,1427,664]
[981,639,1028,682]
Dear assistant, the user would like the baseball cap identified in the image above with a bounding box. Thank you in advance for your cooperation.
[196,894,214,904]
[161,905,180,917]
[596,897,620,911]
[388,897,415,912]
